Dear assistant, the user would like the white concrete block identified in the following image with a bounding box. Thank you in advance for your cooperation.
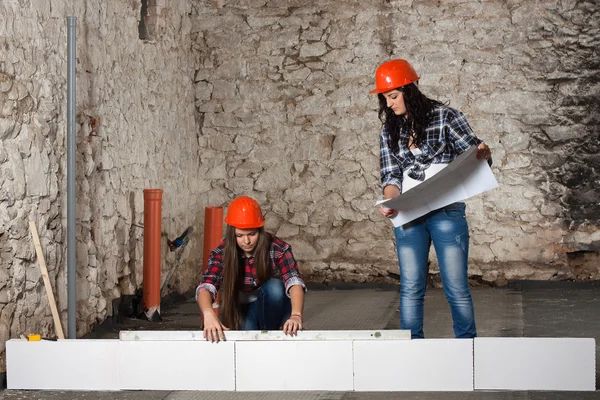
[6,339,119,391]
[353,339,474,391]
[120,329,410,341]
[119,340,235,390]
[474,337,596,391]
[235,341,354,391]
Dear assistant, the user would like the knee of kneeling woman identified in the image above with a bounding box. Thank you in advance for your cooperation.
[259,278,286,301]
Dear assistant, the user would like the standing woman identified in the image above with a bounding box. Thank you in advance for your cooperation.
[197,196,306,341]
[370,59,492,339]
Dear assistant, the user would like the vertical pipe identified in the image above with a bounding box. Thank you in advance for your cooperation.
[143,189,163,321]
[66,16,77,339]
[202,207,223,271]
[203,207,223,315]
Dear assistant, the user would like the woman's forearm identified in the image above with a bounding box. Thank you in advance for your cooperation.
[289,285,305,316]
[197,290,215,315]
[384,184,401,199]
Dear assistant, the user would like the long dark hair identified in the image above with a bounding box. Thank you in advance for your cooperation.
[219,225,271,329]
[377,83,444,153]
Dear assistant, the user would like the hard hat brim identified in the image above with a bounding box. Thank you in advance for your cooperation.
[369,87,387,95]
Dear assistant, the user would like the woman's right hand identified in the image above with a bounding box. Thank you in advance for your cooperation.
[202,311,229,342]
[378,206,397,218]
[379,185,400,218]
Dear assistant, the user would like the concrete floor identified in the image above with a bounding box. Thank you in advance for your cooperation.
[2,281,599,399]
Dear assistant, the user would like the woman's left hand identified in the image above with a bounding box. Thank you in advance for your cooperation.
[476,143,492,160]
[283,315,303,335]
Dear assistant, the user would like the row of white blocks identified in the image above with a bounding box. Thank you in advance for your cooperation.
[7,330,596,391]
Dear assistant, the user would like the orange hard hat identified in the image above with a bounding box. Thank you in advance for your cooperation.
[369,59,420,94]
[224,196,265,229]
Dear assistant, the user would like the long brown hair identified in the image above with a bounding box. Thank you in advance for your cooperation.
[219,225,272,329]
[377,83,445,153]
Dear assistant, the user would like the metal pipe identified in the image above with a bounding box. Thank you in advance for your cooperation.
[66,16,77,339]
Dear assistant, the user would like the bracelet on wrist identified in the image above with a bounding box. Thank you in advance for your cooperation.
[291,313,303,321]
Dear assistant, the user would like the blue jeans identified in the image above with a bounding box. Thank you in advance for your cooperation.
[393,202,477,339]
[241,279,291,330]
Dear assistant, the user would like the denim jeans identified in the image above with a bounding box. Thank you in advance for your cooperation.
[393,202,477,339]
[241,278,291,330]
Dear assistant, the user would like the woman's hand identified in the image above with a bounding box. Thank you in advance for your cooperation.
[203,311,229,342]
[379,185,400,218]
[283,314,303,335]
[476,143,492,160]
[378,206,397,218]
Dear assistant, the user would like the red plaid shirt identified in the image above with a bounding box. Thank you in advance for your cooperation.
[196,234,305,301]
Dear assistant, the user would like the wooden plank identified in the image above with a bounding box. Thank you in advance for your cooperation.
[119,329,411,341]
[29,219,65,339]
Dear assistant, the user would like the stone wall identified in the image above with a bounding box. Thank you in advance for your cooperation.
[0,0,202,371]
[0,0,598,374]
[191,0,599,286]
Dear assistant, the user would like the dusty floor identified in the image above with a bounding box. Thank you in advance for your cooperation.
[2,281,599,399]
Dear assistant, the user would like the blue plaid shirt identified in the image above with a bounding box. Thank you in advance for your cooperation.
[380,105,489,192]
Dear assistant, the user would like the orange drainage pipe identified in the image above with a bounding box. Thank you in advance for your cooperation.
[203,206,223,315]
[143,189,163,321]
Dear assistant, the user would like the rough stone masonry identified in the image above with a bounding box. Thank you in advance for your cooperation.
[0,0,598,372]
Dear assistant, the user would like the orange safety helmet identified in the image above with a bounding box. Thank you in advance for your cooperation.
[369,59,420,94]
[224,196,265,229]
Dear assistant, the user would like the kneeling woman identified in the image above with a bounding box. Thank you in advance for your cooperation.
[196,196,306,342]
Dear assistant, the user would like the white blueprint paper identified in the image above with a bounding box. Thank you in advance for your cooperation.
[376,146,498,227]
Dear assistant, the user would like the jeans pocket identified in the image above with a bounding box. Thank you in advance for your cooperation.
[443,202,466,218]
